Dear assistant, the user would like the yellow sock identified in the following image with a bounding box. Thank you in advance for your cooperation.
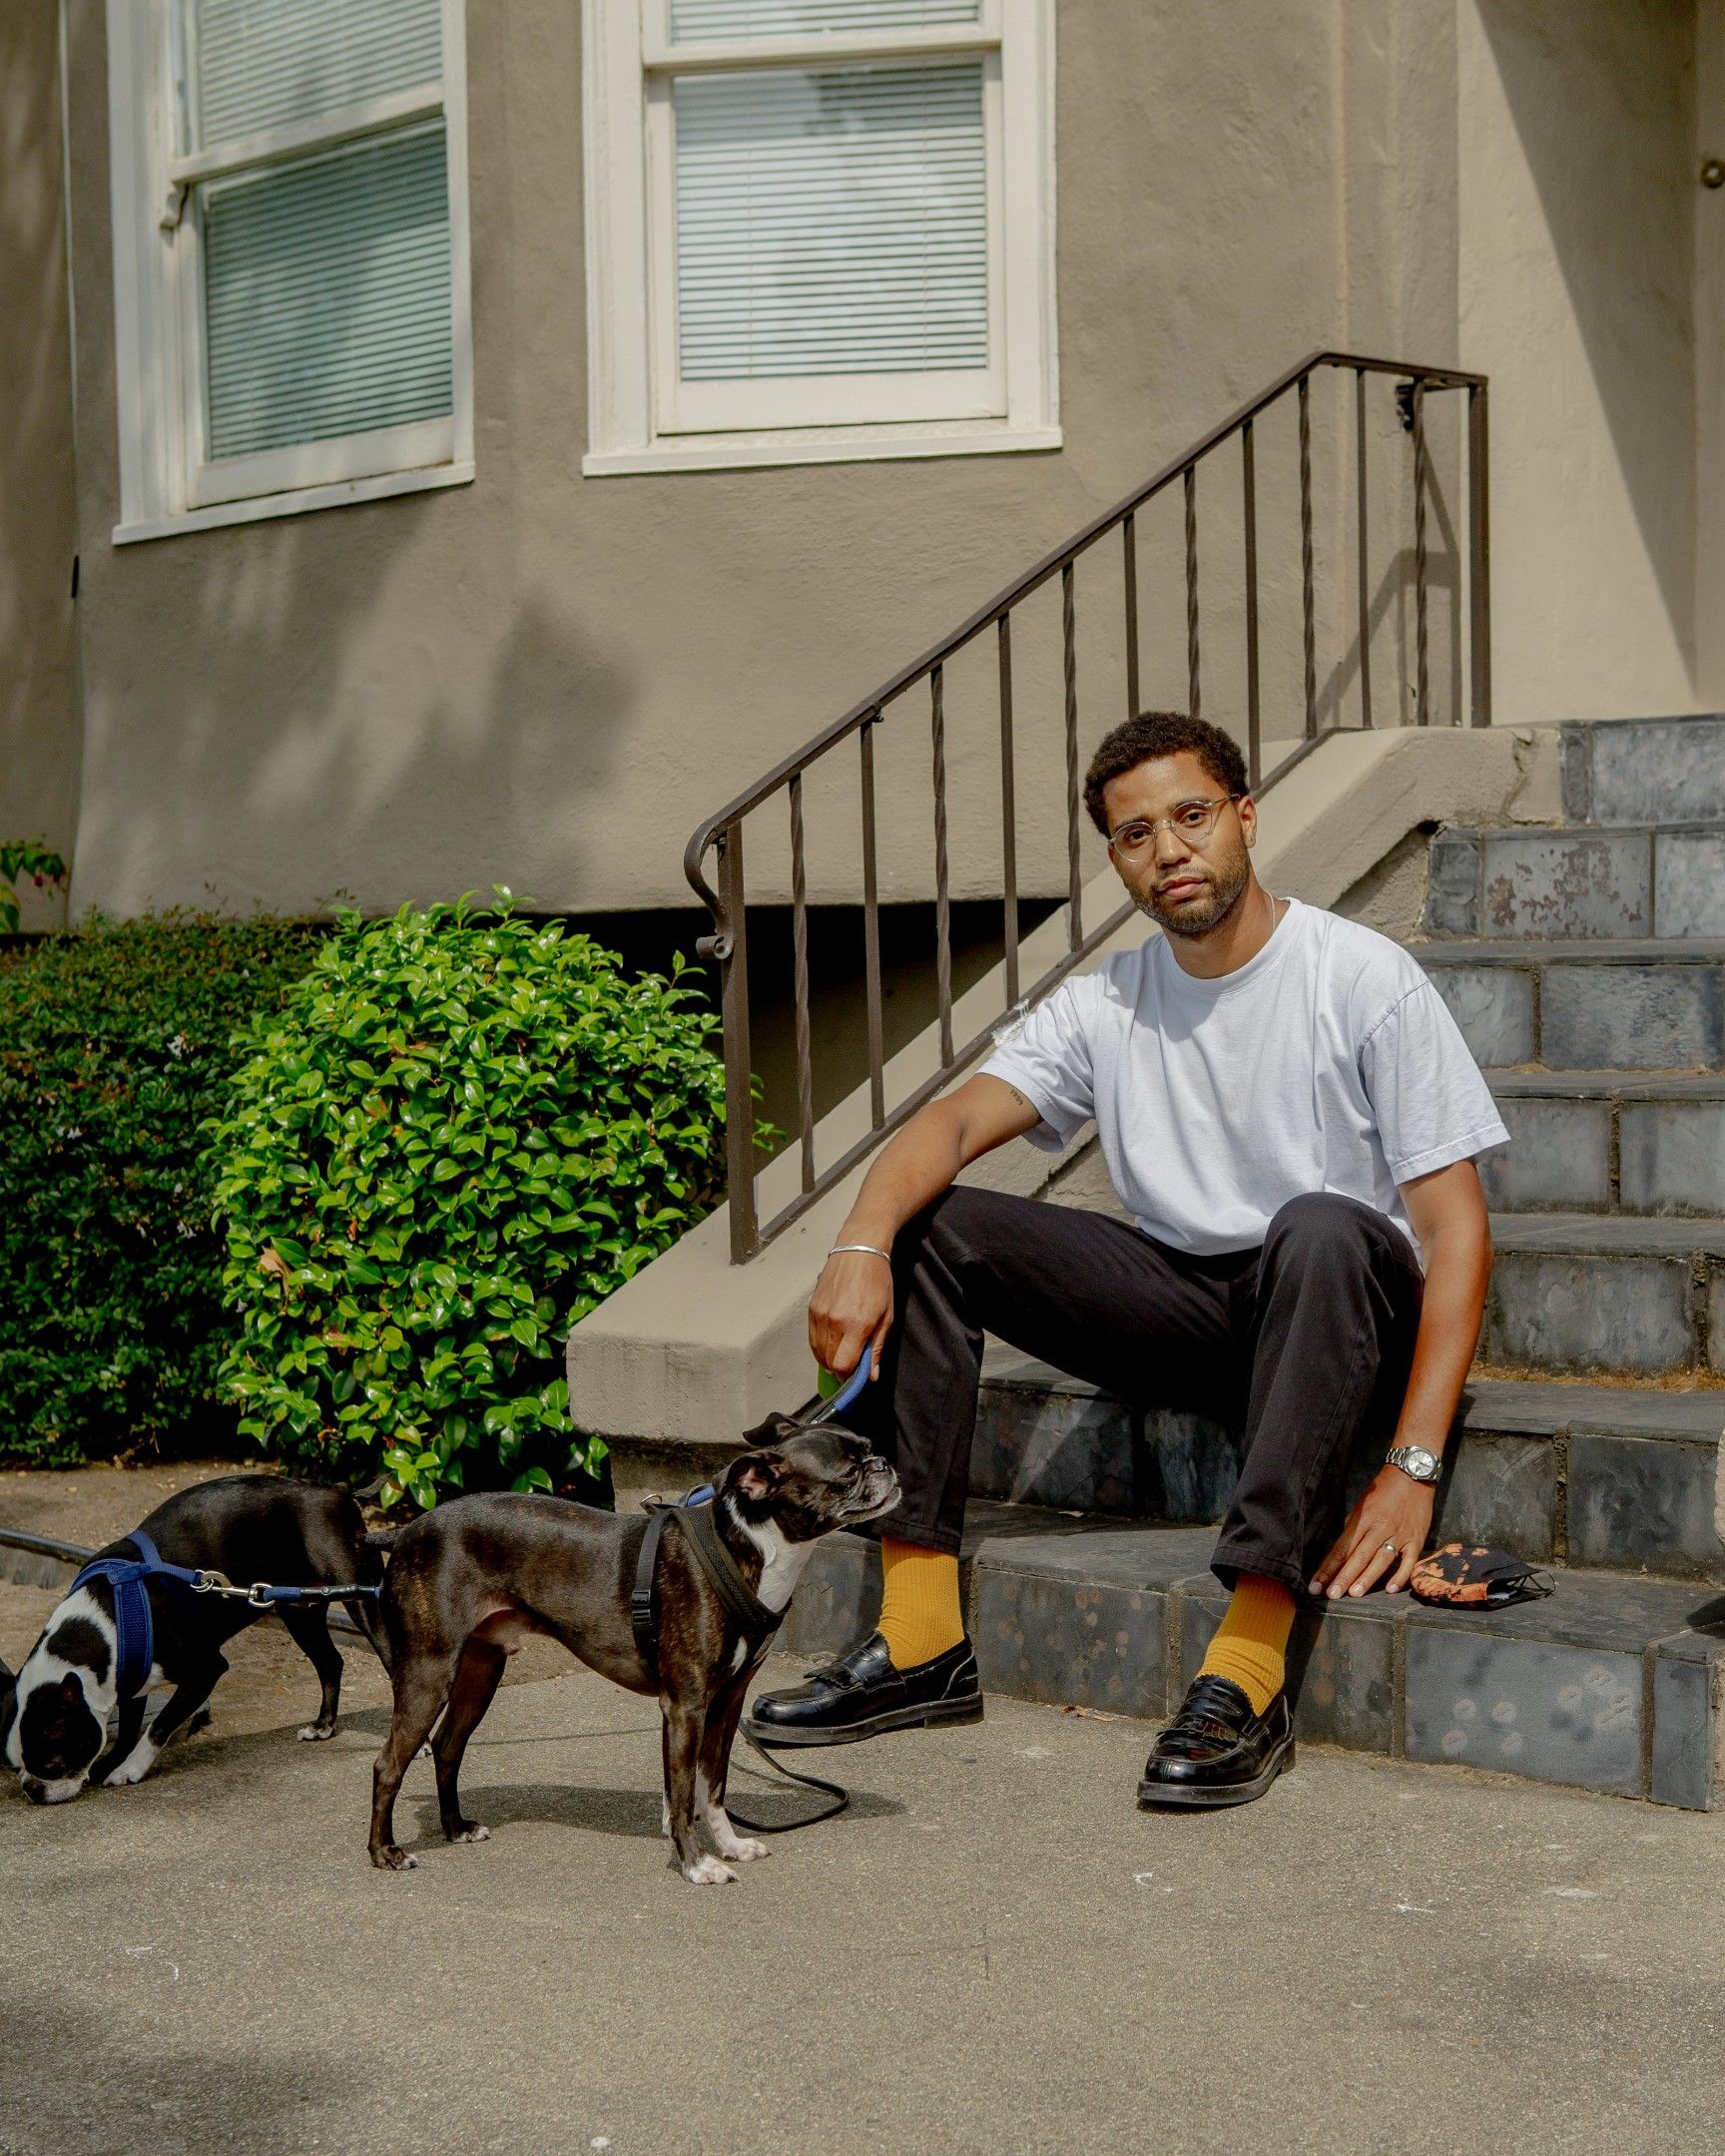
[1196,1573,1297,1717]
[876,1541,964,1670]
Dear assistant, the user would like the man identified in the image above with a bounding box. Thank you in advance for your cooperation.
[746,712,1506,1809]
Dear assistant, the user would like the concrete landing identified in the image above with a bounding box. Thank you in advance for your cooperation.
[3,1623,1725,2156]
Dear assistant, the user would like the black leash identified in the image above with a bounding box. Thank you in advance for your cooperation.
[630,1503,849,1833]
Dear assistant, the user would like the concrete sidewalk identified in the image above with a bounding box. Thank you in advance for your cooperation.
[4,1609,1724,2156]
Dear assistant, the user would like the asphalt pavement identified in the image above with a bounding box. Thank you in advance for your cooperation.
[4,1584,1724,2156]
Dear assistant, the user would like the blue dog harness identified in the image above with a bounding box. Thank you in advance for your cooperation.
[67,1531,199,1701]
[67,1529,381,1703]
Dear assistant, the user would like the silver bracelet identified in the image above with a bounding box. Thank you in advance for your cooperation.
[829,1243,892,1264]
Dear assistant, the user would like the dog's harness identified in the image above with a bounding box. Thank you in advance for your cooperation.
[629,1500,785,1676]
[625,1360,871,1833]
[67,1529,380,1701]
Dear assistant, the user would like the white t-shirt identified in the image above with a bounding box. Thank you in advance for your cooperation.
[979,898,1507,1261]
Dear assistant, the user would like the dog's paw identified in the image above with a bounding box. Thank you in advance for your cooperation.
[681,1855,739,1886]
[720,1835,769,1864]
[370,1844,418,1872]
[296,1721,337,1743]
[448,1821,490,1845]
[102,1757,151,1787]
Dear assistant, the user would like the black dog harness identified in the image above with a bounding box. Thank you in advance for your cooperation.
[629,1496,848,1832]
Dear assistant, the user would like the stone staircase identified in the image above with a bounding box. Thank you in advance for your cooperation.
[787,714,1725,1810]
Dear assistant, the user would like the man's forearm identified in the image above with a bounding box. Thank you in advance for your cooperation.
[1392,1225,1492,1455]
[838,1104,966,1249]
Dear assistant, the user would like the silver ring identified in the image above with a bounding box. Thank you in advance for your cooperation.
[1382,1540,1398,1554]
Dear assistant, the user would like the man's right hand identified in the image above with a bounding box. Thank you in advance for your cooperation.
[809,1248,894,1383]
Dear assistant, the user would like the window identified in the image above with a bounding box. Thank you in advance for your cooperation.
[582,0,1057,474]
[107,0,472,542]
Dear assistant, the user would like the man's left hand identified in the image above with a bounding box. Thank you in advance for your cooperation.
[1310,1466,1437,1599]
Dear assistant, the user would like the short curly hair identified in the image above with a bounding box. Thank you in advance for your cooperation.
[1082,712,1249,837]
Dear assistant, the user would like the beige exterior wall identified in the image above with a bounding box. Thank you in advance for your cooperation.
[3,3,1709,924]
[1458,0,1703,726]
[1,0,80,930]
[53,0,1471,923]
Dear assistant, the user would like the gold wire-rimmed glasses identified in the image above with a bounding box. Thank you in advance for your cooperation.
[1108,796,1242,859]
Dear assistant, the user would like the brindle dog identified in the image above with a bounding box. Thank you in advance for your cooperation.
[365,1421,897,1884]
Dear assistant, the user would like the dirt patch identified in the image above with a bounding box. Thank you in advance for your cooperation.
[0,1459,266,1548]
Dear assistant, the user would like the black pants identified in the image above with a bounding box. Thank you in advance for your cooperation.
[846,1186,1425,1597]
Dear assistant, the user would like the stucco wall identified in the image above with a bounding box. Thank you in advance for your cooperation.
[58,0,1468,921]
[1,0,80,924]
[1458,0,1700,726]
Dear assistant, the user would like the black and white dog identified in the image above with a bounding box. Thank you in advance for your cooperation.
[366,1419,897,1885]
[2,1474,384,1805]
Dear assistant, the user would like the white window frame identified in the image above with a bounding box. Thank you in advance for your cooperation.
[106,0,474,545]
[582,0,1057,475]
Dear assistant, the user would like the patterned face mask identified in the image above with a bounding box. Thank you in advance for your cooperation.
[1409,1542,1555,1610]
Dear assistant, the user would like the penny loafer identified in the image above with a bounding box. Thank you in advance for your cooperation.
[1136,1674,1295,1809]
[744,1631,983,1748]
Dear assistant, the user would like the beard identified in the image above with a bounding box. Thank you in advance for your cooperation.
[1134,842,1253,938]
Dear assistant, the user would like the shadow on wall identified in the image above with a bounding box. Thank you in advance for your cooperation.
[76,491,639,919]
[1473,0,1696,664]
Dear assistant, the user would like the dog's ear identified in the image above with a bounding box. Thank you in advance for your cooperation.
[730,1452,785,1503]
[740,1411,807,1448]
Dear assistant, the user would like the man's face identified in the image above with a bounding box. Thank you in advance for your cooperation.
[1101,751,1256,939]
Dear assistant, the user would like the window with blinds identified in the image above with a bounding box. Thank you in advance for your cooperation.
[103,0,472,536]
[636,0,1022,440]
[182,0,455,493]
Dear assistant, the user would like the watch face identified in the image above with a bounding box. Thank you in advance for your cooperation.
[1394,1446,1440,1483]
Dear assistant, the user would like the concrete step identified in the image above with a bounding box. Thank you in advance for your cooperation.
[1481,1071,1725,1216]
[784,1499,1725,1810]
[966,1351,1725,1580]
[1425,823,1725,941]
[1414,938,1725,1070]
[1562,713,1725,827]
[1485,1213,1725,1378]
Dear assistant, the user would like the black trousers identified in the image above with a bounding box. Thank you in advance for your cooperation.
[845,1186,1425,1597]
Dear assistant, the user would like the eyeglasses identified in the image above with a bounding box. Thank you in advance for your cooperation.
[1108,797,1241,859]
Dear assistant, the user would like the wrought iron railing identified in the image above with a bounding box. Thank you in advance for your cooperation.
[684,350,1490,1263]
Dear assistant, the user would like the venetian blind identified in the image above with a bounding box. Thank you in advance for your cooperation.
[202,126,452,460]
[192,0,442,148]
[672,58,987,383]
[670,0,979,40]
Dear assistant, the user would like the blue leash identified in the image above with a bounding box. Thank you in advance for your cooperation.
[68,1528,380,1703]
[678,1357,871,1509]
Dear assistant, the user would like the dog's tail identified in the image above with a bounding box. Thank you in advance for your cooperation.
[362,1526,405,1552]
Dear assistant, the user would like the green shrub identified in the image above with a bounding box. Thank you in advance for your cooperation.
[0,913,319,1466]
[210,895,738,1510]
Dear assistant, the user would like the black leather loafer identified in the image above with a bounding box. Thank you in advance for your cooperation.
[1135,1674,1295,1809]
[744,1632,982,1748]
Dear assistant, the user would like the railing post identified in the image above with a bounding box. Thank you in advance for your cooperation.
[997,615,1020,1006]
[1123,512,1139,720]
[1298,371,1316,738]
[789,776,815,1195]
[1468,379,1491,729]
[1183,464,1200,723]
[859,718,885,1128]
[1356,367,1373,729]
[714,821,757,1265]
[1242,417,1260,790]
[1062,561,1082,950]
[930,664,953,1064]
[1412,379,1430,727]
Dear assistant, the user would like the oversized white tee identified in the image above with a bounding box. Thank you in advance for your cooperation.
[978,898,1507,1262]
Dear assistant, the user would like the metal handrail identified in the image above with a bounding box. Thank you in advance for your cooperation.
[684,349,1491,1263]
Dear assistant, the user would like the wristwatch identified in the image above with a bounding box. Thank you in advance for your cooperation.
[1386,1443,1442,1486]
